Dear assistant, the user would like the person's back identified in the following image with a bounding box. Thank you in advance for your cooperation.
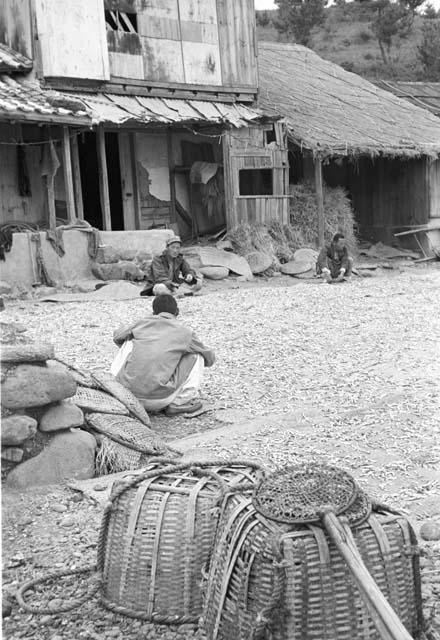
[113,294,214,414]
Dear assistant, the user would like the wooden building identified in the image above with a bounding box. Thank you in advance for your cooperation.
[258,43,440,249]
[0,0,289,238]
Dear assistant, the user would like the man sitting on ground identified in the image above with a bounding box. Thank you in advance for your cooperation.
[113,294,215,416]
[316,233,353,283]
[140,235,202,297]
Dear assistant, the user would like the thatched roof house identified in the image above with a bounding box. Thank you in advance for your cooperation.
[374,81,440,119]
[258,42,440,159]
[257,42,440,248]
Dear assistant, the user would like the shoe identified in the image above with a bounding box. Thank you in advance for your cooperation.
[165,399,203,416]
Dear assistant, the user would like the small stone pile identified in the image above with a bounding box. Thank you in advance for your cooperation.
[1,322,96,489]
[91,245,152,281]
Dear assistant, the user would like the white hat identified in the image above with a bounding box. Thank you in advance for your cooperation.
[166,235,182,247]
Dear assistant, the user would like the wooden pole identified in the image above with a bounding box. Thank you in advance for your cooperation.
[130,132,141,230]
[314,157,325,247]
[46,174,57,232]
[62,126,76,223]
[167,128,177,225]
[96,125,112,230]
[71,133,84,220]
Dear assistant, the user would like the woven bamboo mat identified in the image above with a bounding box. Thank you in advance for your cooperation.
[92,372,151,426]
[71,387,129,415]
[86,413,166,455]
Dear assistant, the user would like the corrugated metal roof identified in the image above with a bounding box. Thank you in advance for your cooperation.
[68,92,267,127]
[0,44,33,74]
[374,81,440,118]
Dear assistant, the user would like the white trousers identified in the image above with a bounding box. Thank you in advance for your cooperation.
[141,354,204,412]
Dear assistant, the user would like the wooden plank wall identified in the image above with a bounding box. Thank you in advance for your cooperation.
[428,158,440,219]
[217,0,257,87]
[224,122,290,229]
[33,0,109,79]
[0,0,32,57]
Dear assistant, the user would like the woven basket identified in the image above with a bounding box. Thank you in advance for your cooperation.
[72,386,129,415]
[203,494,423,640]
[98,461,265,624]
[91,372,151,426]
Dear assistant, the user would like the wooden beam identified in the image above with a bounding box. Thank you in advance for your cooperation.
[167,129,177,223]
[314,158,325,247]
[70,133,84,220]
[129,132,141,230]
[96,125,112,230]
[62,127,76,222]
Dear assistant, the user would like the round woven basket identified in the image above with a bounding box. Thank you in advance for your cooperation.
[202,493,423,640]
[98,460,265,624]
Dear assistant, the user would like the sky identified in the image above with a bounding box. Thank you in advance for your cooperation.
[254,0,440,10]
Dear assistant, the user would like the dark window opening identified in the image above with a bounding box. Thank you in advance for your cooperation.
[239,169,273,196]
[105,10,138,33]
[265,126,277,145]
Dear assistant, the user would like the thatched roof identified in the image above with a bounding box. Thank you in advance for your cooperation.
[258,42,440,159]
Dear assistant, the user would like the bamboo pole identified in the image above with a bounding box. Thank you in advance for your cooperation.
[62,127,76,223]
[314,157,325,247]
[96,125,112,230]
[71,133,84,220]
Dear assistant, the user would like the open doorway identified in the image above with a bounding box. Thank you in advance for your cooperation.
[77,131,124,230]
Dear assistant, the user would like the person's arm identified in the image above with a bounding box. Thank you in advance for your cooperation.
[113,322,136,347]
[150,256,175,290]
[189,332,215,367]
[317,245,330,274]
[180,257,197,284]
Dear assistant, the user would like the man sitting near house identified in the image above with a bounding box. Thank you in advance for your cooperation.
[140,235,203,297]
[113,294,215,416]
[316,233,354,283]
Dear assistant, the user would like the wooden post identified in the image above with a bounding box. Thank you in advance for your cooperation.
[314,157,325,247]
[96,125,112,230]
[45,174,57,231]
[62,127,76,223]
[130,132,141,230]
[167,128,177,224]
[71,133,84,220]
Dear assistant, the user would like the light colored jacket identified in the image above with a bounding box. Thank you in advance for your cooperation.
[113,312,215,401]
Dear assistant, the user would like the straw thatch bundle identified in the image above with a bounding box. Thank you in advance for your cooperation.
[227,182,357,272]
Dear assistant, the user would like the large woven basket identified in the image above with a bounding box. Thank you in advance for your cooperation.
[98,460,265,624]
[202,493,423,640]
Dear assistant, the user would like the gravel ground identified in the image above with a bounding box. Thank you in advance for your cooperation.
[2,265,440,639]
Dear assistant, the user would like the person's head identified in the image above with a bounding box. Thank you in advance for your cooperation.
[332,233,345,250]
[152,294,179,317]
[165,236,182,259]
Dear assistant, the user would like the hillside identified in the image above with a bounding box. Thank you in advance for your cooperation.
[256,4,438,81]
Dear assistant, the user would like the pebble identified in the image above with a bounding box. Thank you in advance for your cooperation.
[51,504,68,513]
[93,484,108,492]
[420,521,440,541]
[60,517,75,528]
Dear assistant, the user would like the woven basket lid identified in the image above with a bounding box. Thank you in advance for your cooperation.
[72,386,129,415]
[92,371,151,426]
[281,260,313,275]
[293,248,318,263]
[87,412,166,454]
[245,251,273,274]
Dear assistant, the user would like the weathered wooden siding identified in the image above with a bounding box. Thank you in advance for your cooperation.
[217,0,257,87]
[428,158,440,219]
[34,0,109,80]
[105,0,257,92]
[0,0,32,57]
[134,132,172,230]
[225,122,290,228]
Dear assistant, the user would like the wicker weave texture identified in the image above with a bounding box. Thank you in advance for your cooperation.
[102,464,263,623]
[87,413,165,455]
[92,372,151,426]
[203,494,423,640]
[72,386,129,415]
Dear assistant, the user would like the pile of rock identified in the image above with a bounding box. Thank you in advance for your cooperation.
[91,245,152,282]
[1,323,96,489]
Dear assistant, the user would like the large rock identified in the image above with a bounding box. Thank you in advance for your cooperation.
[1,363,76,409]
[6,430,96,489]
[199,266,229,280]
[198,247,253,280]
[96,245,120,264]
[1,415,38,445]
[40,401,84,432]
[0,342,55,364]
[245,251,272,275]
[92,261,144,281]
[118,248,137,261]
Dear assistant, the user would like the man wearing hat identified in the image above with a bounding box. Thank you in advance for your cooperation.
[141,235,202,297]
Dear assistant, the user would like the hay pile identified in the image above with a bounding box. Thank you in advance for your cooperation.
[288,182,357,252]
[226,182,357,273]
